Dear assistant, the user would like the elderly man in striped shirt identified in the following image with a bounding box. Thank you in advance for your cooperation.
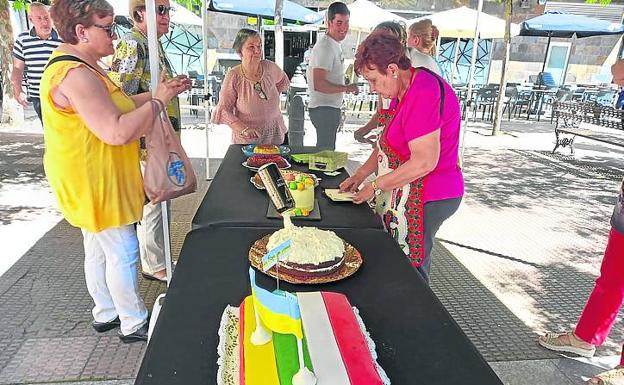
[11,2,62,124]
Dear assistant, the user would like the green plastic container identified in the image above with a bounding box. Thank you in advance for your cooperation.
[308,151,348,172]
[290,153,311,164]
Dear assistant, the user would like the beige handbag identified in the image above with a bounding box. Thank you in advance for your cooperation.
[143,102,197,204]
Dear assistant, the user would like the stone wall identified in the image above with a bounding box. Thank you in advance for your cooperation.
[488,35,622,84]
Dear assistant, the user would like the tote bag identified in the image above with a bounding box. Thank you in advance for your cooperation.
[143,103,197,203]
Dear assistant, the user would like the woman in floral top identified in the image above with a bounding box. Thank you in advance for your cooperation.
[108,0,181,283]
[109,0,180,132]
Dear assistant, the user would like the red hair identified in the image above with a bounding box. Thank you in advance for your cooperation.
[354,31,411,75]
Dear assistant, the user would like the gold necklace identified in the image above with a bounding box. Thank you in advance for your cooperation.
[240,62,263,82]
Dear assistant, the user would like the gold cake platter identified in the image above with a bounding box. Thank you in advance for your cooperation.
[248,233,362,284]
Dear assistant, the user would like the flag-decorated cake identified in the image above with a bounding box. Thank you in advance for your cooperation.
[216,268,390,385]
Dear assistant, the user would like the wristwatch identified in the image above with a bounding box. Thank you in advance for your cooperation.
[371,180,382,196]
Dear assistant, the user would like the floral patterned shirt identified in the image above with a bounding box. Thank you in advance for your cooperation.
[109,28,181,131]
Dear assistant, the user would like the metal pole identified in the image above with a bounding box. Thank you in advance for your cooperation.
[460,0,483,164]
[146,0,173,286]
[275,0,284,69]
[541,32,552,74]
[436,34,442,60]
[450,37,460,84]
[202,1,212,181]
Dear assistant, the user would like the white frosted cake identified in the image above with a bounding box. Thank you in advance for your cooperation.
[267,225,346,279]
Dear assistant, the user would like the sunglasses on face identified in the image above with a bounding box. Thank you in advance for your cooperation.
[157,5,174,16]
[93,23,116,38]
[254,81,267,100]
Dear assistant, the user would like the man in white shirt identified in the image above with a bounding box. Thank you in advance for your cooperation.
[306,1,359,149]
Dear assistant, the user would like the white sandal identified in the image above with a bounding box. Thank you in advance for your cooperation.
[538,331,596,358]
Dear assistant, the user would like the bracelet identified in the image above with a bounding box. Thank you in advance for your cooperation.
[241,127,249,135]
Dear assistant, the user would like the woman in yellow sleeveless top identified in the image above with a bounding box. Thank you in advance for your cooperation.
[42,0,190,343]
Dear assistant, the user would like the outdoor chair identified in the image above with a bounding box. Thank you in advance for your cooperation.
[501,86,518,121]
[537,72,557,88]
[453,87,469,120]
[472,87,498,122]
[510,89,533,118]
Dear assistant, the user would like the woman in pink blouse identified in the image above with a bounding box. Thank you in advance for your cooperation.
[212,29,290,144]
[340,31,464,283]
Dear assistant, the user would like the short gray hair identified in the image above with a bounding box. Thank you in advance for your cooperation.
[233,28,259,55]
[29,2,48,11]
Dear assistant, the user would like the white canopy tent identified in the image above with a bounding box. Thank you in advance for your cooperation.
[408,7,519,39]
[316,0,406,31]
[346,0,406,31]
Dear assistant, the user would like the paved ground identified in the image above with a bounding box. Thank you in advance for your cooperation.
[0,106,623,384]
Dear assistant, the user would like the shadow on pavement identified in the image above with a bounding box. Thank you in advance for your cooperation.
[448,146,624,359]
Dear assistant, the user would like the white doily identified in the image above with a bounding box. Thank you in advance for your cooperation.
[352,306,392,385]
[217,305,240,385]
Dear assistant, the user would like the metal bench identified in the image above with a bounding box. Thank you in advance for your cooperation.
[552,101,624,154]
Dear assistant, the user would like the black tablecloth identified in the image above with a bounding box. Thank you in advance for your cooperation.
[136,227,501,385]
[192,145,383,230]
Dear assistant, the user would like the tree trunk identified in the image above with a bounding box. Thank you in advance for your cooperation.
[274,0,284,70]
[0,0,24,126]
[491,0,512,136]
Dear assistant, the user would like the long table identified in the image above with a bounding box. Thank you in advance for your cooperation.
[192,145,383,230]
[136,227,502,385]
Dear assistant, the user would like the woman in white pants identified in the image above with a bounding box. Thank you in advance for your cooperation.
[41,0,190,342]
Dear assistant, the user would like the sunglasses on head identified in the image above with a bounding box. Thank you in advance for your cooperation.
[254,81,268,100]
[93,22,117,38]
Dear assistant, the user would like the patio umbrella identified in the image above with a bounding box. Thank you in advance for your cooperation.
[208,0,323,24]
[316,0,405,32]
[520,11,624,74]
[409,6,520,85]
[408,6,520,39]
[344,0,405,31]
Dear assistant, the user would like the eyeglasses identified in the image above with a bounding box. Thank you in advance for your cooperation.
[93,23,117,38]
[157,5,174,16]
[254,81,267,100]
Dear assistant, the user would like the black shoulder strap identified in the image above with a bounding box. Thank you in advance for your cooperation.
[45,54,102,75]
[417,66,446,117]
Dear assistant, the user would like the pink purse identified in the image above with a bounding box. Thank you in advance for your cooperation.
[143,102,197,204]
